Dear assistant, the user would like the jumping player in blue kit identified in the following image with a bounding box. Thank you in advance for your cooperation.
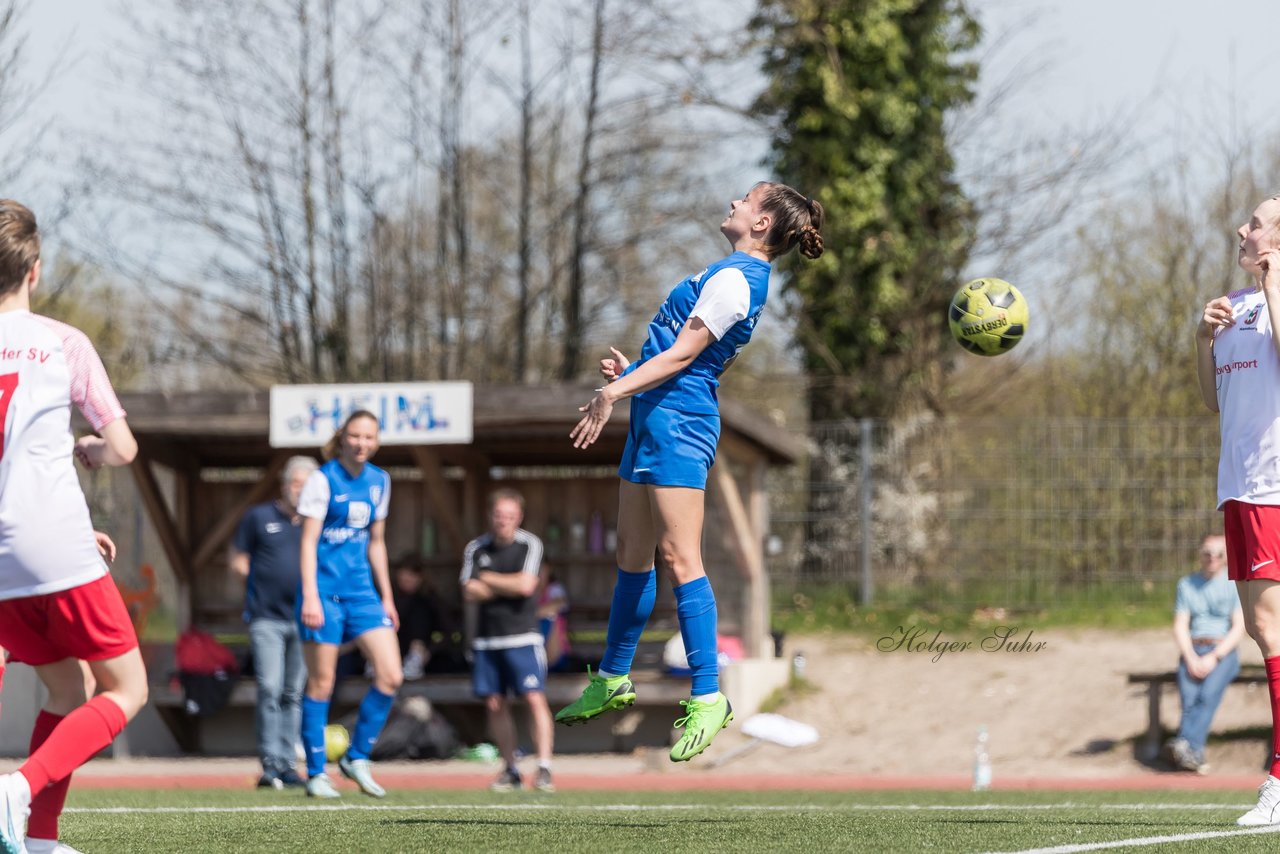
[555,182,824,761]
[296,410,403,798]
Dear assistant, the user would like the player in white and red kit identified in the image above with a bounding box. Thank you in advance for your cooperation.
[1198,194,1280,827]
[0,201,145,854]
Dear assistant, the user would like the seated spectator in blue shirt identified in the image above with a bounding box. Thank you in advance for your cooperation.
[1163,534,1245,773]
[231,455,318,789]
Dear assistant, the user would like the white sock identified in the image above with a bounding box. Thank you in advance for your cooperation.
[538,759,552,771]
[25,839,57,854]
[596,669,618,679]
[692,692,720,705]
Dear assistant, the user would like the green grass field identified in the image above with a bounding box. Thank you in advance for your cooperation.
[50,788,1280,853]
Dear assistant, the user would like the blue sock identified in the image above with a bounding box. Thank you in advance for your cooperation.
[598,568,657,676]
[301,695,330,777]
[674,575,719,697]
[348,686,396,760]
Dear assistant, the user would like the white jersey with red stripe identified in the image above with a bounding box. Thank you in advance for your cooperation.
[0,310,125,601]
[1214,287,1280,508]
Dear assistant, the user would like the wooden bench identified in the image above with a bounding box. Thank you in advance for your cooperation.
[1127,666,1268,759]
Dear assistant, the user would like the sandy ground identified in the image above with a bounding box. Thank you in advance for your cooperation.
[707,627,1276,780]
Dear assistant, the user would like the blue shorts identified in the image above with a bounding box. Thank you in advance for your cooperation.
[297,592,394,646]
[472,644,546,697]
[618,397,720,489]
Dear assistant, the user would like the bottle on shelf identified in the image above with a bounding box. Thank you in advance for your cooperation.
[569,519,586,553]
[420,519,436,557]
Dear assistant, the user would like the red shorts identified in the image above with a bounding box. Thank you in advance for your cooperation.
[0,574,138,666]
[1223,500,1280,582]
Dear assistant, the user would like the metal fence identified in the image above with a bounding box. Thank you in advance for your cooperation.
[766,416,1223,609]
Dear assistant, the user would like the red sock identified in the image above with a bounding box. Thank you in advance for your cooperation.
[1268,657,1280,779]
[26,711,69,841]
[19,696,127,794]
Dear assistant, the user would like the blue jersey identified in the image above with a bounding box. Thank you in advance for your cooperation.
[631,251,770,415]
[296,458,391,598]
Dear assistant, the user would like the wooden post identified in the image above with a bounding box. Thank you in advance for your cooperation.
[710,461,766,660]
[747,457,771,659]
[130,454,193,630]
[129,455,190,586]
[409,446,467,557]
[191,453,290,569]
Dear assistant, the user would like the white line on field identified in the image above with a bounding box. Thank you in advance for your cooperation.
[989,823,1280,854]
[61,802,1252,816]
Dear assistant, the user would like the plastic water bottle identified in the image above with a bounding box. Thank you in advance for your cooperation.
[973,725,992,791]
[792,650,807,681]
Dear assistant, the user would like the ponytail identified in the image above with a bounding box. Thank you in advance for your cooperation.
[757,182,825,261]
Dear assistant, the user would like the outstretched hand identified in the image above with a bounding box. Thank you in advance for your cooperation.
[570,392,614,449]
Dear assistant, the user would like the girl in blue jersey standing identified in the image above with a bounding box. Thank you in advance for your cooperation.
[555,182,824,761]
[297,410,403,798]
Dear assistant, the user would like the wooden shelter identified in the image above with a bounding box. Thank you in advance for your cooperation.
[114,385,802,659]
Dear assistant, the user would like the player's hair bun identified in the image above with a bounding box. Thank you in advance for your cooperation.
[798,225,823,260]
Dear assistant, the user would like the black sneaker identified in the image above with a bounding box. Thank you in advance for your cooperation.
[534,767,555,793]
[489,767,523,792]
[255,773,284,790]
[278,769,305,788]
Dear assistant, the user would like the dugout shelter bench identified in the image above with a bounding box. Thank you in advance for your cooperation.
[103,386,801,756]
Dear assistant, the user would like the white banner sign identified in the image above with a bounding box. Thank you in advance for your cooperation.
[269,382,474,447]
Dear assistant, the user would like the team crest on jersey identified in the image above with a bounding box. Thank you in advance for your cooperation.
[476,553,493,569]
[346,501,371,528]
[1244,304,1263,326]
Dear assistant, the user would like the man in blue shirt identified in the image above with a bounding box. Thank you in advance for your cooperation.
[1164,534,1246,773]
[232,456,318,789]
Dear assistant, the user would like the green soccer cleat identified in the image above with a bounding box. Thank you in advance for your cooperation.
[554,668,636,726]
[669,694,734,762]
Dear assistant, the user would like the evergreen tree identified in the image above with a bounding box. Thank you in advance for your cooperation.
[753,0,980,419]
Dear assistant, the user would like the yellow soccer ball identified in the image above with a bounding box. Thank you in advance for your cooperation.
[948,278,1029,356]
[324,723,350,763]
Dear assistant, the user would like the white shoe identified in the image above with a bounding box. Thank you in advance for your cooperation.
[25,840,83,854]
[338,755,386,798]
[304,773,341,799]
[0,773,31,854]
[1238,775,1280,826]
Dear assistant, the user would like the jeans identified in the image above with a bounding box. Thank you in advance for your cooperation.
[1176,641,1240,757]
[249,618,306,775]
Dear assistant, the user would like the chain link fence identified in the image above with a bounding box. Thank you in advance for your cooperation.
[767,416,1223,610]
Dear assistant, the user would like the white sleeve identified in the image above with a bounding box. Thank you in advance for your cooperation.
[375,471,391,521]
[517,531,544,577]
[297,470,330,519]
[459,539,480,583]
[688,268,751,339]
